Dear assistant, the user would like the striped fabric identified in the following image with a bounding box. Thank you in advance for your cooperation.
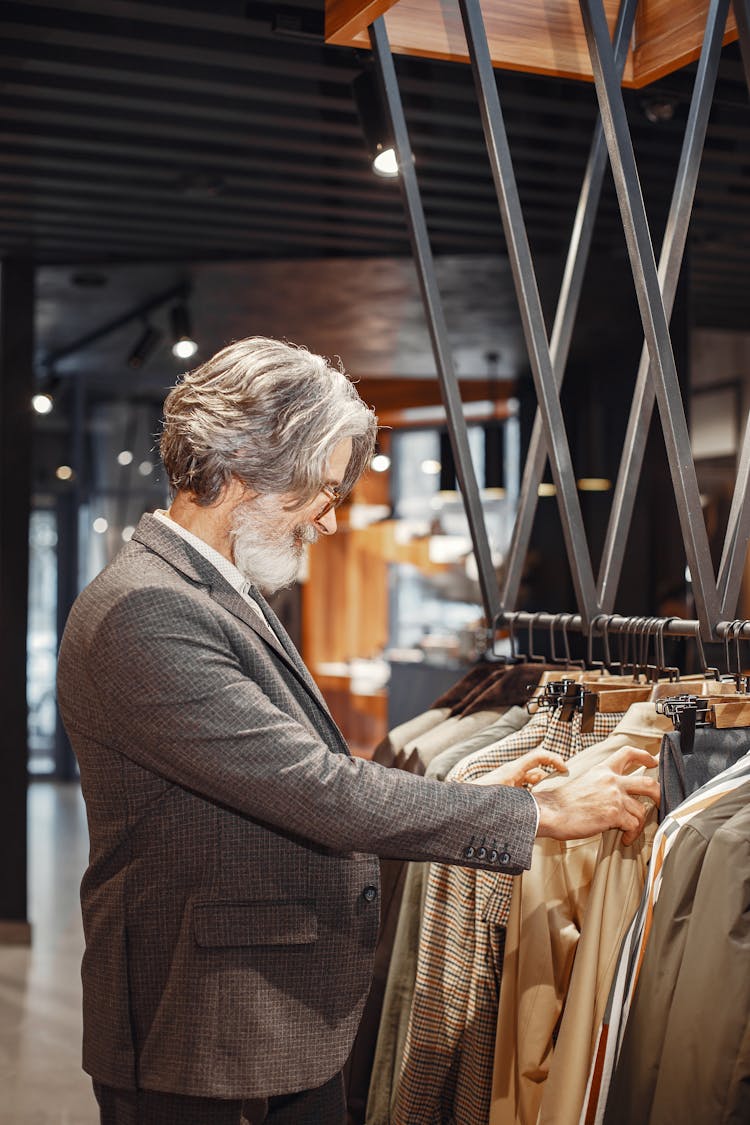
[579,750,750,1125]
[392,706,625,1125]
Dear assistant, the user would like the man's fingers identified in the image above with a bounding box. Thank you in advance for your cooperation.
[620,799,648,845]
[523,768,547,786]
[608,746,659,774]
[621,775,661,804]
[519,749,568,774]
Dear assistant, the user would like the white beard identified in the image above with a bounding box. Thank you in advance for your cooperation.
[230,494,318,594]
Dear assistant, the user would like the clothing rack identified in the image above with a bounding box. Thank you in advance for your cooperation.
[494,610,750,677]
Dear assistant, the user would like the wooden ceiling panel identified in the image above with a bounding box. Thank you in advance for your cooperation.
[326,0,738,88]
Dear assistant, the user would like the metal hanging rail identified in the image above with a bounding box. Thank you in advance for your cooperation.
[369,0,750,642]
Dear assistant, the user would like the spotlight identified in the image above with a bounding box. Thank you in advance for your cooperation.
[170,303,198,360]
[371,453,391,472]
[55,465,74,481]
[117,450,134,466]
[351,70,399,178]
[421,459,442,476]
[32,392,54,415]
[642,96,677,124]
[373,148,398,177]
[128,322,162,369]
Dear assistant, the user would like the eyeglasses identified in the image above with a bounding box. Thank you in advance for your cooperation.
[316,483,343,521]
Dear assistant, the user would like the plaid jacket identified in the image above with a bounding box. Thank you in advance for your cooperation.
[57,514,539,1100]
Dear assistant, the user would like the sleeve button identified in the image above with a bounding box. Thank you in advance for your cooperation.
[500,851,511,865]
[489,850,499,863]
[464,845,475,859]
[362,885,378,903]
[477,847,487,860]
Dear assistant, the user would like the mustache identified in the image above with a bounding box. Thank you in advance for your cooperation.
[295,523,319,546]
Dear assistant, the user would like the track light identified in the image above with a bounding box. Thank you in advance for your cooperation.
[32,392,54,415]
[170,302,198,360]
[351,70,399,178]
[128,322,162,369]
[31,373,60,415]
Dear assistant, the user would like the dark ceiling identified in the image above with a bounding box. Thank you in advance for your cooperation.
[2,0,749,387]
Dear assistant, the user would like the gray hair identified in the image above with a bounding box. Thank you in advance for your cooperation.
[160,336,377,507]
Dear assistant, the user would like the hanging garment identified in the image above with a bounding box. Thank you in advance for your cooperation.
[391,701,625,1125]
[352,666,548,1123]
[603,777,750,1125]
[371,663,497,769]
[647,796,750,1125]
[490,703,669,1125]
[365,705,532,1125]
[659,719,750,819]
[348,675,507,1121]
[579,750,750,1125]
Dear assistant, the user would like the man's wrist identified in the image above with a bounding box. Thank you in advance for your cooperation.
[532,789,563,839]
[528,789,541,837]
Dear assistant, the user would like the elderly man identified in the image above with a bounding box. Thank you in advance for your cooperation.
[57,337,658,1125]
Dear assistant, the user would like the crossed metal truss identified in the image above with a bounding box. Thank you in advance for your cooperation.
[370,0,750,640]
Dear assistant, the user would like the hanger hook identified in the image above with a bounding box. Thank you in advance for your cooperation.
[602,614,615,671]
[588,614,606,670]
[549,615,560,664]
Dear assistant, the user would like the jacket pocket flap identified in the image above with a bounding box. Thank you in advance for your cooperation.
[193,900,317,948]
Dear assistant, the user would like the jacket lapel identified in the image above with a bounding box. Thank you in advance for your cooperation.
[131,514,336,725]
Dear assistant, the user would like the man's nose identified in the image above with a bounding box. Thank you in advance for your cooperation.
[316,507,338,536]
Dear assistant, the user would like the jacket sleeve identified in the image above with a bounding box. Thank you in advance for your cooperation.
[62,582,538,873]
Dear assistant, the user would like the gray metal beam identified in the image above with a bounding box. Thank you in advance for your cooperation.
[734,0,750,91]
[580,0,722,637]
[597,0,730,612]
[369,17,501,627]
[501,0,637,613]
[458,0,598,625]
[719,406,750,616]
[716,0,750,616]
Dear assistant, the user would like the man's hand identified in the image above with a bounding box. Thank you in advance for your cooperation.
[472,748,569,789]
[532,746,660,846]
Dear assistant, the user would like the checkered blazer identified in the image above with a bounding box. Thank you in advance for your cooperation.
[56,514,539,1100]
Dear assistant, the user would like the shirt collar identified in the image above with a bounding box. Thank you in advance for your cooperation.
[152,509,251,600]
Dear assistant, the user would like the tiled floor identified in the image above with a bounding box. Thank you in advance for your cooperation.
[0,782,99,1124]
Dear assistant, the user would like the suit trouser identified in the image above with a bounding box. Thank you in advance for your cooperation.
[93,1071,345,1125]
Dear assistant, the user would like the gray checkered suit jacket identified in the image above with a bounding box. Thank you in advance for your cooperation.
[56,514,538,1099]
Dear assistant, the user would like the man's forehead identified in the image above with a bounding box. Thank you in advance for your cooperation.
[325,437,353,483]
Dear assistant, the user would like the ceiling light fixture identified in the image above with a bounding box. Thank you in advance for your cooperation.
[170,302,198,360]
[351,69,399,179]
[642,95,677,124]
[371,453,391,472]
[32,392,54,415]
[128,322,162,369]
[31,373,60,415]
